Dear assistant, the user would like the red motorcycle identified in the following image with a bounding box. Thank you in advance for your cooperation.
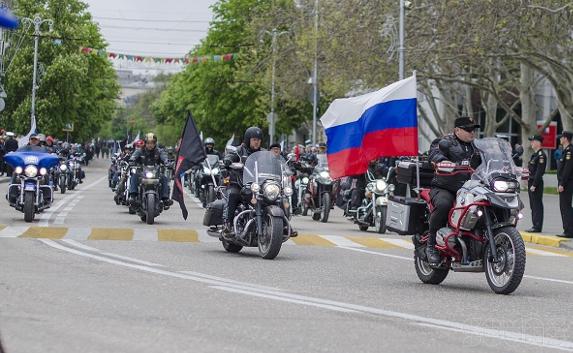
[387,138,526,294]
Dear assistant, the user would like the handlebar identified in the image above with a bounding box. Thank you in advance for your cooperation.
[434,162,474,176]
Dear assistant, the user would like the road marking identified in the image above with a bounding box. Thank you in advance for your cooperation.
[0,226,30,238]
[197,228,219,243]
[179,271,281,292]
[526,247,566,257]
[64,227,91,240]
[524,275,573,285]
[158,229,198,242]
[62,239,100,251]
[337,246,412,261]
[88,228,134,241]
[20,226,67,239]
[290,234,336,247]
[39,239,573,352]
[382,238,415,250]
[320,235,365,248]
[133,228,158,241]
[346,236,398,249]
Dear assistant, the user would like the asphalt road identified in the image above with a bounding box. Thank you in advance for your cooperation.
[1,159,572,353]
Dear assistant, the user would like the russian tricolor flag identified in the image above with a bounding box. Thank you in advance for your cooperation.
[321,74,418,179]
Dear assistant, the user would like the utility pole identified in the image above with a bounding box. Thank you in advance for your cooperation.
[21,15,53,127]
[311,0,319,145]
[398,0,406,80]
[264,29,288,145]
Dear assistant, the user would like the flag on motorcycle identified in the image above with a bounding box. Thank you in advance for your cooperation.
[172,113,206,219]
[320,73,418,179]
[18,115,37,147]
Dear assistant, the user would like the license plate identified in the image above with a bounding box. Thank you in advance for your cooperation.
[24,183,36,191]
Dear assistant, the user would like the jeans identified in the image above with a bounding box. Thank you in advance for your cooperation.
[129,173,170,199]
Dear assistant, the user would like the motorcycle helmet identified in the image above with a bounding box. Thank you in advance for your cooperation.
[46,136,54,145]
[145,132,157,143]
[204,137,215,146]
[243,126,263,147]
[135,139,145,148]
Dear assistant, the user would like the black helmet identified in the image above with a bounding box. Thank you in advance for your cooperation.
[243,127,263,147]
[204,137,215,146]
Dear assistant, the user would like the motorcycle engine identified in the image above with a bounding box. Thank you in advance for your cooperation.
[436,227,456,248]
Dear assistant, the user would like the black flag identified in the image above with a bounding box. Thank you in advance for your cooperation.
[172,114,206,219]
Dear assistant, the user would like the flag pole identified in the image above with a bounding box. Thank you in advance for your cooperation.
[413,71,420,200]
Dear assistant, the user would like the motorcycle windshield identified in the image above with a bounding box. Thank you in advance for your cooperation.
[472,138,521,183]
[243,151,285,185]
[4,151,59,169]
[203,155,219,169]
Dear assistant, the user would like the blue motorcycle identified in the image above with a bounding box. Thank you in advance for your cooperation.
[5,151,59,222]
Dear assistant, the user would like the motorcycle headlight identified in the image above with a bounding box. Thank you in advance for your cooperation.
[203,167,211,175]
[320,171,330,179]
[145,171,155,179]
[59,164,68,171]
[39,168,48,176]
[284,186,293,196]
[14,166,23,174]
[263,182,281,201]
[302,177,309,184]
[251,183,261,193]
[211,167,220,175]
[24,165,38,177]
[493,180,509,192]
[375,180,387,193]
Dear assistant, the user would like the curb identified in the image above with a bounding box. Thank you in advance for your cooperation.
[520,231,573,250]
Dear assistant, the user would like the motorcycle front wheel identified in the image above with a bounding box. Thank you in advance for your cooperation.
[60,177,67,194]
[321,193,331,223]
[145,193,156,225]
[23,191,35,223]
[258,213,283,259]
[484,227,526,295]
[375,206,387,234]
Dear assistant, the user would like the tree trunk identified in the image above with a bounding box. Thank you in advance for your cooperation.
[520,63,536,164]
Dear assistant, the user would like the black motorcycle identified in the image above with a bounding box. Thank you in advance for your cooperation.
[352,169,394,233]
[198,155,221,207]
[306,154,333,223]
[204,151,294,259]
[135,164,166,225]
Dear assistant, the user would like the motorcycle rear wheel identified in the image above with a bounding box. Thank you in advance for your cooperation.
[484,227,525,295]
[258,214,283,259]
[414,251,449,285]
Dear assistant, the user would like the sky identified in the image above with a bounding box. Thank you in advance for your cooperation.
[83,0,218,72]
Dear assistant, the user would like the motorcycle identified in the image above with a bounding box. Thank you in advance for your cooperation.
[387,138,526,294]
[5,152,59,222]
[134,164,166,224]
[293,159,314,216]
[67,156,83,190]
[204,151,294,259]
[198,155,221,207]
[353,169,395,233]
[57,157,72,194]
[305,154,334,222]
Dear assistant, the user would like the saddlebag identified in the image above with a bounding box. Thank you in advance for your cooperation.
[395,160,434,188]
[203,199,225,226]
[386,196,427,235]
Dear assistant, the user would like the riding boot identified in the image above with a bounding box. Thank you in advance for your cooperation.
[425,235,441,265]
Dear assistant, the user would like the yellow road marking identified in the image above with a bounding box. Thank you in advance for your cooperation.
[158,229,198,242]
[21,227,68,239]
[88,228,134,241]
[290,234,335,247]
[346,236,399,249]
[0,224,6,231]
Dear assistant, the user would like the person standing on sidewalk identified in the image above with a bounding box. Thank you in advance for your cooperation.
[526,135,546,233]
[557,131,573,238]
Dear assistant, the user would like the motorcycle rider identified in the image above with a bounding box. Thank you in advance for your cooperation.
[204,137,221,158]
[222,127,264,236]
[18,134,48,153]
[426,117,482,265]
[128,133,173,207]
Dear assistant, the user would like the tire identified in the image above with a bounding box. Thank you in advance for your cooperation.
[414,251,449,285]
[375,206,388,234]
[484,226,526,295]
[258,214,283,259]
[312,212,321,221]
[321,193,331,223]
[358,224,369,232]
[222,240,243,253]
[145,193,155,225]
[206,185,216,204]
[23,191,35,223]
[60,178,67,194]
[68,178,75,191]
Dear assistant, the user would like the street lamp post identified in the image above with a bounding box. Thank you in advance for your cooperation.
[398,0,405,80]
[21,14,52,126]
[264,29,288,145]
[311,0,319,145]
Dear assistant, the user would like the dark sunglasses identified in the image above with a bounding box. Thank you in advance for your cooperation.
[460,127,476,133]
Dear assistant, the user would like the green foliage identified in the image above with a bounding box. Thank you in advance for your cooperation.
[0,0,119,141]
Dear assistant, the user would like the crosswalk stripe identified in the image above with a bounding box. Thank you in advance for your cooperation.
[21,226,67,239]
[64,228,91,240]
[88,228,134,241]
[525,247,566,257]
[0,226,30,238]
[158,229,198,242]
[346,236,398,249]
[290,234,336,247]
[382,238,415,250]
[0,224,6,231]
[133,228,158,241]
[197,228,219,243]
[320,235,366,248]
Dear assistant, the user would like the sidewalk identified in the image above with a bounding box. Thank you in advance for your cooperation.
[518,192,573,250]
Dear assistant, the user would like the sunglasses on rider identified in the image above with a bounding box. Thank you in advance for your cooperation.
[460,126,476,133]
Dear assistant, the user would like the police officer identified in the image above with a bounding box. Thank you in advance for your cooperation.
[526,135,546,233]
[427,117,482,265]
[557,131,573,238]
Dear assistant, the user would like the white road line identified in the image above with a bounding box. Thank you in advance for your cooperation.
[338,246,411,261]
[283,239,296,246]
[63,227,91,240]
[382,238,415,250]
[0,226,30,238]
[524,275,573,285]
[133,228,158,241]
[38,239,573,352]
[61,239,99,252]
[197,228,219,243]
[320,235,366,248]
[180,271,281,292]
[526,248,566,257]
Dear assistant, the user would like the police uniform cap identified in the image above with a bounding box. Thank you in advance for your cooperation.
[559,131,573,141]
[528,135,543,143]
[454,117,480,129]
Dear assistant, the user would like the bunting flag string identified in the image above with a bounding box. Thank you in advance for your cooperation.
[80,47,237,65]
